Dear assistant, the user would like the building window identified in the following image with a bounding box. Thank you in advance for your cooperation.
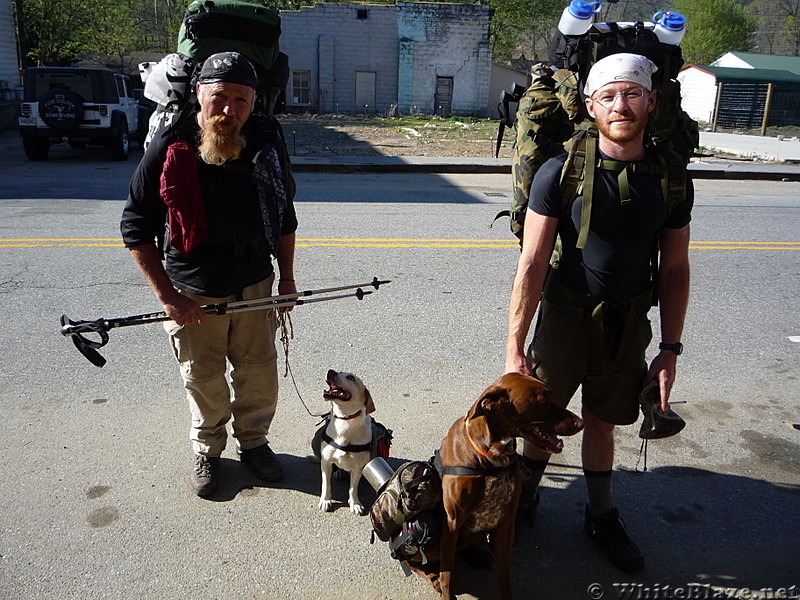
[356,9,368,19]
[292,70,310,104]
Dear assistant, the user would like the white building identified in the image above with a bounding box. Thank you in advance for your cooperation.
[279,1,492,116]
[711,51,800,76]
[487,62,529,120]
[678,63,800,127]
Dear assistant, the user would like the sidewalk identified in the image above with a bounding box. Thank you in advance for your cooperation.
[291,131,800,181]
[700,130,800,162]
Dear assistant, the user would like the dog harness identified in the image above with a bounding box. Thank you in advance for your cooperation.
[431,449,517,478]
[320,410,371,452]
[320,431,372,453]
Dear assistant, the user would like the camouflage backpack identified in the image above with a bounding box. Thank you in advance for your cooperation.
[493,22,699,259]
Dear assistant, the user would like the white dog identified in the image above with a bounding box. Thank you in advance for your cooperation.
[318,369,375,515]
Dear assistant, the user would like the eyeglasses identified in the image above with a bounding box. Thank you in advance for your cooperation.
[591,87,648,109]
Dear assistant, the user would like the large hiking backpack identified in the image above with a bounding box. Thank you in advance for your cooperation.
[139,0,289,149]
[495,21,698,250]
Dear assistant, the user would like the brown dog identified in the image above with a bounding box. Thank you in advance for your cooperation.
[424,373,584,599]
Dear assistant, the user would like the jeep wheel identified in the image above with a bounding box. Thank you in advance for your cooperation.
[39,88,85,133]
[107,118,129,161]
[23,137,49,161]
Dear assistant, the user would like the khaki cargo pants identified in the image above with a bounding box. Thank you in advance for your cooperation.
[164,275,279,456]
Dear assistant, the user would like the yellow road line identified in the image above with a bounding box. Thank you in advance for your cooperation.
[1,238,798,249]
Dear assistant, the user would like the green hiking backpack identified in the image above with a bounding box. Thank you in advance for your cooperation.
[494,21,698,250]
[141,0,290,148]
[178,0,282,81]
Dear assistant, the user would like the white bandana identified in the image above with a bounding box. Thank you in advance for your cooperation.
[584,53,658,97]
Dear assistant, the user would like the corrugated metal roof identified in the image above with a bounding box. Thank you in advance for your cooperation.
[681,64,800,85]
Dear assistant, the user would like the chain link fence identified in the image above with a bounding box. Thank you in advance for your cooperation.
[713,82,800,132]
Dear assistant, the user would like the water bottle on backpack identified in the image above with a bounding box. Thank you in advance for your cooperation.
[651,11,686,45]
[557,0,603,36]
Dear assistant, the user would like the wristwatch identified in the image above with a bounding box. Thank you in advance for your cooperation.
[659,342,684,355]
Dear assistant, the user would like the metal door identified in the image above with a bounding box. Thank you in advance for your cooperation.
[355,71,376,112]
[434,76,453,117]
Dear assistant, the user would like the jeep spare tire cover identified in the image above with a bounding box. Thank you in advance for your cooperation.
[39,88,85,132]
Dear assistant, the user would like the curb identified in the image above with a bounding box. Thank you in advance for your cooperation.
[290,158,800,181]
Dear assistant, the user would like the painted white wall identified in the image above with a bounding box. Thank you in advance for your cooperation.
[280,1,492,115]
[677,66,718,124]
[488,62,528,119]
[711,53,754,69]
[280,3,399,113]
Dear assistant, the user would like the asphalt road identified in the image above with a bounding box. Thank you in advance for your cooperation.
[0,134,798,600]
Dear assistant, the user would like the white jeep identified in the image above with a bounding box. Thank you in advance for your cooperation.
[18,67,147,161]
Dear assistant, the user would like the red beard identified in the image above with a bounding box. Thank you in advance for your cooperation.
[198,115,246,165]
[594,110,648,144]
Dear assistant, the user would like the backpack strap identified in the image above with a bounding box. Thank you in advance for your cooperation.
[559,128,596,250]
[648,148,688,305]
[596,158,668,207]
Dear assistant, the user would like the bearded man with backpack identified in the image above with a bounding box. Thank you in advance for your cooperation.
[505,53,692,572]
[121,52,298,497]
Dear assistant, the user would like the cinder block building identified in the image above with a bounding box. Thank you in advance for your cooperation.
[279,1,492,117]
[0,0,19,92]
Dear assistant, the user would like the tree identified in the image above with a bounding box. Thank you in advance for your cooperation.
[675,0,758,64]
[20,0,89,65]
[19,0,142,67]
[489,0,563,63]
[750,0,800,55]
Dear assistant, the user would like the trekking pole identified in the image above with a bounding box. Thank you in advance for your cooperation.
[60,277,390,368]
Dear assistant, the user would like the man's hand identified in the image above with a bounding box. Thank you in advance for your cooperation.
[162,292,205,326]
[129,244,205,326]
[505,349,533,377]
[646,351,678,411]
[277,278,297,313]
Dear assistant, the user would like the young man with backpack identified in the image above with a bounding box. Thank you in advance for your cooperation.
[121,52,298,497]
[505,53,692,572]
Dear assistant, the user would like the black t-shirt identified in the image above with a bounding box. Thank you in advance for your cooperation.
[121,116,298,297]
[529,149,693,300]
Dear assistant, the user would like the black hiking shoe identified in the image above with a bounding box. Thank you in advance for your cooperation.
[191,454,219,497]
[584,505,645,573]
[239,442,283,481]
[516,490,540,529]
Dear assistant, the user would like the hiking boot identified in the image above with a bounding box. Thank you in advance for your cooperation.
[584,505,645,573]
[239,442,283,481]
[191,454,219,497]
[516,489,540,529]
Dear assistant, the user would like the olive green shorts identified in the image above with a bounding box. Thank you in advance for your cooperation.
[527,279,653,426]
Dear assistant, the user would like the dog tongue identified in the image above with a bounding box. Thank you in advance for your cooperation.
[528,425,563,454]
[323,382,351,401]
[545,434,564,453]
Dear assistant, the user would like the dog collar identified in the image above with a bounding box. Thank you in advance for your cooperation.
[464,416,516,460]
[464,417,490,459]
[333,409,363,420]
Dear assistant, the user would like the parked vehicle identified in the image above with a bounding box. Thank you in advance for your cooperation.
[18,67,143,161]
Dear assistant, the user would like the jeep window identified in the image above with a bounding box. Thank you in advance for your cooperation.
[115,76,127,98]
[32,72,94,101]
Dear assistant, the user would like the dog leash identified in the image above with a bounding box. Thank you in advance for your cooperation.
[278,311,329,421]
